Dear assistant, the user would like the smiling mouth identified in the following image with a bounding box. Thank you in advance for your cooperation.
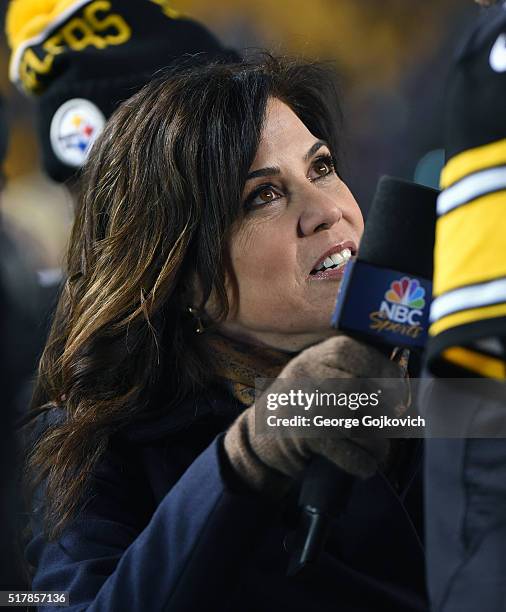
[310,247,354,275]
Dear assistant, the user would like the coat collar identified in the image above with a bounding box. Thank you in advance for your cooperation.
[27,384,243,446]
[119,384,243,443]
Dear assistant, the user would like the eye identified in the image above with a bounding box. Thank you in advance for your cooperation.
[244,184,283,210]
[309,154,336,181]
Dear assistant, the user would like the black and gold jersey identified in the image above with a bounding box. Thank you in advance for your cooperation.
[428,3,506,378]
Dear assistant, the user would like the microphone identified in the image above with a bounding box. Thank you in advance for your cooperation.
[332,176,438,355]
[288,176,438,576]
[287,455,355,576]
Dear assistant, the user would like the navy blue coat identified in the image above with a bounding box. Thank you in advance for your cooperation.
[27,386,428,611]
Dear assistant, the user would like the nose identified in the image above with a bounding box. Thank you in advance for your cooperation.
[298,189,343,236]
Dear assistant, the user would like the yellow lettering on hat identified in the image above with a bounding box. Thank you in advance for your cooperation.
[85,1,131,45]
[13,0,132,94]
[19,48,55,93]
[62,17,108,50]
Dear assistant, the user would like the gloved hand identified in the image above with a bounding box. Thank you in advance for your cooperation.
[223,335,405,498]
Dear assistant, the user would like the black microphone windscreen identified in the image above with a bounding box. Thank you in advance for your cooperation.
[358,176,438,279]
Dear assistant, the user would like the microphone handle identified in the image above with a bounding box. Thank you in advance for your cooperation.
[287,455,355,576]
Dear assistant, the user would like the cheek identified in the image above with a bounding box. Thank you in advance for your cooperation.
[228,220,299,321]
[355,202,365,232]
[341,185,364,236]
[354,208,365,238]
[232,221,294,288]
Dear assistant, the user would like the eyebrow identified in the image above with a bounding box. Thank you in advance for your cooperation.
[245,140,328,181]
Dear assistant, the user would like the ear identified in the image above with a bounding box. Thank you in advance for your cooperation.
[178,271,201,309]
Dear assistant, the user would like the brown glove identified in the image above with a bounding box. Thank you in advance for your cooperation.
[223,335,405,498]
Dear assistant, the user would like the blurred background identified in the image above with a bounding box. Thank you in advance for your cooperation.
[0,0,479,274]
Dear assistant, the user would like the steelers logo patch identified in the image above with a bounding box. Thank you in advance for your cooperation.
[50,98,106,168]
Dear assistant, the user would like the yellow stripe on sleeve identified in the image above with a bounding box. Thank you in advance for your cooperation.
[433,191,506,296]
[442,346,506,379]
[441,139,506,189]
[430,302,506,337]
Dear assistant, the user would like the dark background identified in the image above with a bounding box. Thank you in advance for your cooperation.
[0,0,479,272]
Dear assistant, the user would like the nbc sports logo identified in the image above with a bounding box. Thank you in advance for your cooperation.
[380,277,426,326]
[385,278,425,308]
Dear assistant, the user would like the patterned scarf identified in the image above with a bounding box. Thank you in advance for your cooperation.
[205,333,294,406]
[206,333,411,409]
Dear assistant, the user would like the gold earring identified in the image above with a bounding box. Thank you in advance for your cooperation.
[187,306,205,334]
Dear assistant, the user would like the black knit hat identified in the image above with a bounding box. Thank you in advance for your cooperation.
[444,3,506,160]
[7,0,240,183]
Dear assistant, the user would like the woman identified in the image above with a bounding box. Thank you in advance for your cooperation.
[26,56,427,611]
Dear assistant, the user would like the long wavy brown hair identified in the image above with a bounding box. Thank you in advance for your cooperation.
[28,54,344,539]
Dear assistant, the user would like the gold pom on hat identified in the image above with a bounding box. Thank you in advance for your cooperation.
[6,0,133,94]
[6,0,78,50]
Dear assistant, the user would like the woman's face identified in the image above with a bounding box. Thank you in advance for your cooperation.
[220,97,364,351]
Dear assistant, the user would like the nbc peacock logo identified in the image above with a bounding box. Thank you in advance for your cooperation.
[369,276,427,338]
[385,278,425,310]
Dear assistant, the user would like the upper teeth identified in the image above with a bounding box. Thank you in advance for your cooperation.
[315,248,352,272]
